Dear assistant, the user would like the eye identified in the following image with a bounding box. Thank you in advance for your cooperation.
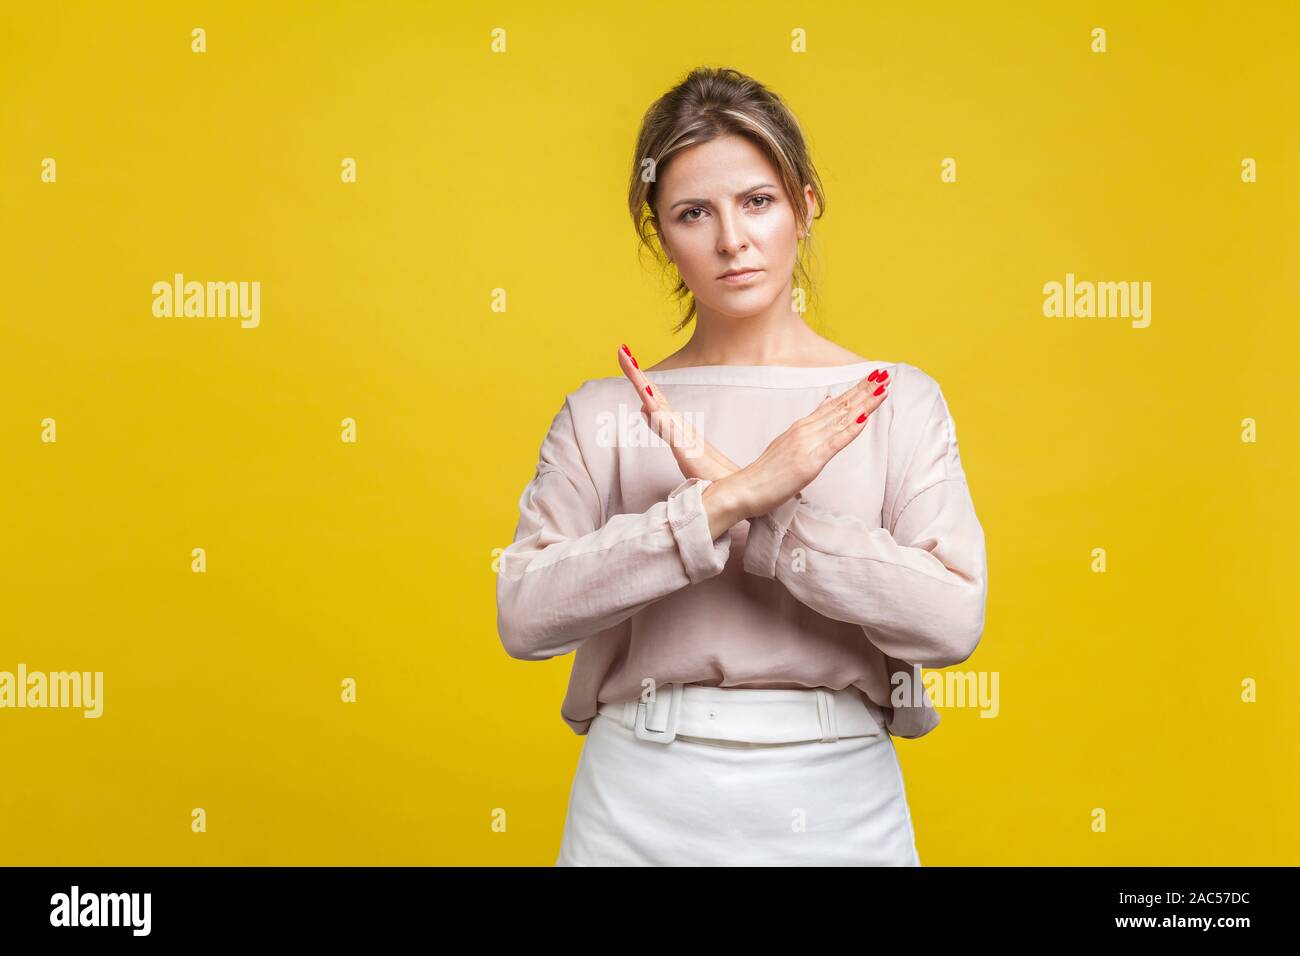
[678,194,775,223]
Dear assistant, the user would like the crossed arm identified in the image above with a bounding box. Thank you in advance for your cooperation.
[495,349,987,671]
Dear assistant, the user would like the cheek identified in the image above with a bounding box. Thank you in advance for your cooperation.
[751,215,796,251]
[671,231,716,273]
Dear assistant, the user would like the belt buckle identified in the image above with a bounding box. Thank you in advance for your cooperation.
[634,682,684,744]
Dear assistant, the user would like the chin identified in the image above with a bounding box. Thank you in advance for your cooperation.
[702,290,779,320]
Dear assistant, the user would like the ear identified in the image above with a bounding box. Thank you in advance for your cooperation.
[799,184,817,239]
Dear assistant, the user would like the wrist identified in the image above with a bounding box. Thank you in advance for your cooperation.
[705,471,753,522]
[701,474,751,540]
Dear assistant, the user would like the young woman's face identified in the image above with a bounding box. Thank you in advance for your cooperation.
[654,134,812,319]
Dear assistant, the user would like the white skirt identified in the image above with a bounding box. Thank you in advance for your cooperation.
[556,685,922,866]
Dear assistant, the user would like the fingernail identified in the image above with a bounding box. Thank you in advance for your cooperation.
[646,385,653,396]
[878,370,888,381]
[873,384,885,395]
[631,357,639,368]
[868,370,879,382]
[856,413,867,423]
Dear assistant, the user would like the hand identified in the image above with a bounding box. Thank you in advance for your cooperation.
[727,369,891,520]
[617,344,742,483]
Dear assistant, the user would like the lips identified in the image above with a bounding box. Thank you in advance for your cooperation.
[719,268,761,278]
[718,268,763,286]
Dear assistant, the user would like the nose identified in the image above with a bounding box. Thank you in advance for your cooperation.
[715,208,747,255]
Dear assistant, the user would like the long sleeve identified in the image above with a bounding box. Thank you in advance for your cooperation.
[742,383,987,668]
[496,397,732,661]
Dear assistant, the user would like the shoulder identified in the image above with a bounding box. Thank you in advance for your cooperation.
[569,374,633,397]
[883,362,970,490]
[535,376,638,444]
[888,361,945,420]
[883,361,963,466]
[558,375,637,416]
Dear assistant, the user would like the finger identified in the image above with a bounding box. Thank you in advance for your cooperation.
[640,403,689,447]
[851,369,892,410]
[614,346,733,469]
[812,374,891,435]
[806,382,864,428]
[616,344,651,402]
[618,346,696,452]
[802,391,847,430]
[808,367,892,427]
[816,399,879,457]
[811,392,889,458]
[613,347,686,447]
[617,344,676,414]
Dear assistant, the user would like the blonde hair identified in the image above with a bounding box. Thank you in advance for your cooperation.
[628,66,827,333]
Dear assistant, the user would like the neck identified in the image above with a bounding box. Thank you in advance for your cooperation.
[678,288,821,366]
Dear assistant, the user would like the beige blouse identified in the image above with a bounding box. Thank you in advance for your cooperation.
[495,360,988,739]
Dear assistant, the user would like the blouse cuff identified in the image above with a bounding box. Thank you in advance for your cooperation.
[666,477,732,584]
[742,492,804,579]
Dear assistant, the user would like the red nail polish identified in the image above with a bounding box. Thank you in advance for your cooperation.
[856,413,867,423]
[868,370,878,382]
[646,385,653,396]
[873,384,885,396]
[621,344,630,355]
[632,357,639,368]
[878,370,888,381]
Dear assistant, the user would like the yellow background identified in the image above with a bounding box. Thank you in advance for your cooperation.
[2,0,1296,865]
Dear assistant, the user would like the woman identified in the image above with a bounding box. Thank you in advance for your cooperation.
[495,66,988,866]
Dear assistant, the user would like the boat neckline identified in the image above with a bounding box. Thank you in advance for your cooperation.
[638,360,894,388]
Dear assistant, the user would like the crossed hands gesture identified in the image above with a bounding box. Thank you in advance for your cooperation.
[616,344,890,539]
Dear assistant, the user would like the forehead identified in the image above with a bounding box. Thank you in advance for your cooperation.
[659,135,779,195]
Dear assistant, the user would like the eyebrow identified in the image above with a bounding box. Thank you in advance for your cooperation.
[669,183,777,210]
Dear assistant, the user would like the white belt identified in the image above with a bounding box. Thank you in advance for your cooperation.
[596,684,885,745]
